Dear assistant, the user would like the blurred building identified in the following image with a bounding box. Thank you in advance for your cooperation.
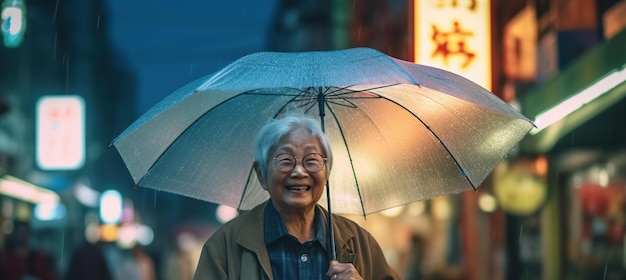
[513,0,626,279]
[0,0,138,276]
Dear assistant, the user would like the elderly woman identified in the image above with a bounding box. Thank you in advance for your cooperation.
[193,114,400,280]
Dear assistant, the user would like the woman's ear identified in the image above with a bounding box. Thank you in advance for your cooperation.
[252,161,267,190]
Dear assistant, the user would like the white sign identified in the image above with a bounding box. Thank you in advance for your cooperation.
[36,95,85,170]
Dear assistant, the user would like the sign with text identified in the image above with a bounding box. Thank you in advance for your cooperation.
[36,95,85,170]
[414,0,492,90]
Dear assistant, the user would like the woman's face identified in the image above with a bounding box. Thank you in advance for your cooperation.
[260,128,327,213]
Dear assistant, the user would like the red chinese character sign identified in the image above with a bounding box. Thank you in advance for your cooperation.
[413,0,491,90]
[36,95,85,170]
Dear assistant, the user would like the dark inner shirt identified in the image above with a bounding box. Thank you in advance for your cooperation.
[264,204,330,280]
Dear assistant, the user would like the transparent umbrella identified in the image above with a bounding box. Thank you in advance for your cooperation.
[112,47,533,259]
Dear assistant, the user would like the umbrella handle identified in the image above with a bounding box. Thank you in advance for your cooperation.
[316,88,336,260]
[326,181,337,261]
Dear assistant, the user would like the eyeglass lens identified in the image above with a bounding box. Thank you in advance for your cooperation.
[274,153,325,173]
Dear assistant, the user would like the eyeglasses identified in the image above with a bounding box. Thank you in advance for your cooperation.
[272,153,327,173]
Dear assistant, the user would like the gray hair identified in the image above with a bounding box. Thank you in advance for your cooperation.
[254,114,333,181]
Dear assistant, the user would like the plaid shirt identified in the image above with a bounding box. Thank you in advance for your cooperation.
[264,204,331,280]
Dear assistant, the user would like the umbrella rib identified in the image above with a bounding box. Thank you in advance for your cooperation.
[323,84,396,100]
[237,162,255,211]
[379,94,478,191]
[270,89,318,118]
[320,85,394,109]
[325,101,368,218]
[132,90,308,195]
[132,89,256,188]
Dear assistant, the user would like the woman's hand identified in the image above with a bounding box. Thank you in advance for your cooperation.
[327,260,363,280]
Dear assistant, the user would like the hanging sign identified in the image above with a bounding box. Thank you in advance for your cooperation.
[414,0,492,90]
[36,95,85,170]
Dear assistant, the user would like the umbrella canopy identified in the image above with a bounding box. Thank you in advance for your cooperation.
[112,47,533,216]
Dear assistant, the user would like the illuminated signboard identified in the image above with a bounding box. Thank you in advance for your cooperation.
[36,95,85,170]
[414,0,492,90]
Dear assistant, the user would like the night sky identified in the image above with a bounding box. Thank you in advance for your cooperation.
[105,0,278,115]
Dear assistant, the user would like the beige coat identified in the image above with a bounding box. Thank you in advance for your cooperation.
[193,200,400,280]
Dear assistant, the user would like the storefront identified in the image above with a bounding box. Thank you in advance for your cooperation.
[519,28,626,279]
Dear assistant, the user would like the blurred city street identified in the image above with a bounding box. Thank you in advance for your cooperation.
[1,0,625,279]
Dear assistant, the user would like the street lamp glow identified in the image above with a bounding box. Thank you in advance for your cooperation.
[478,193,498,213]
[216,204,238,224]
[34,202,67,221]
[99,190,122,224]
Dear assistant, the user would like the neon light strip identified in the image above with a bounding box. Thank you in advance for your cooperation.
[0,175,59,204]
[531,65,626,134]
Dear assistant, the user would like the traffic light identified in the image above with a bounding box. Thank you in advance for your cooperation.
[1,0,27,48]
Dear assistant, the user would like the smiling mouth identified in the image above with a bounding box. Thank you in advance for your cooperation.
[286,186,310,191]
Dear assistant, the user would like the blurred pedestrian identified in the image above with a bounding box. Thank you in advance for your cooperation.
[64,241,112,280]
[0,220,57,280]
[120,245,155,280]
[404,234,427,280]
[193,114,400,280]
[162,232,199,280]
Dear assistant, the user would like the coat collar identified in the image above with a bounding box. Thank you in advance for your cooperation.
[236,200,357,261]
